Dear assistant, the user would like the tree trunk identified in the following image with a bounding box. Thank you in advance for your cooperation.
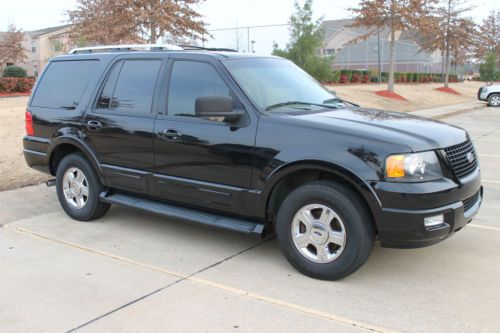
[444,0,451,88]
[150,22,156,44]
[388,0,396,92]
[444,45,450,88]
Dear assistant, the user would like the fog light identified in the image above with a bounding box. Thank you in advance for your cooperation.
[424,214,444,228]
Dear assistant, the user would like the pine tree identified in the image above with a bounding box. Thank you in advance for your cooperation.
[0,24,28,68]
[272,0,334,81]
[67,0,208,45]
[349,0,436,92]
[476,11,500,67]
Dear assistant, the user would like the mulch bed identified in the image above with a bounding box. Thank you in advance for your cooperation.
[0,92,31,98]
[374,90,408,101]
[434,87,461,95]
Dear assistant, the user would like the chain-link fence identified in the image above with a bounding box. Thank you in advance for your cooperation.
[201,23,448,75]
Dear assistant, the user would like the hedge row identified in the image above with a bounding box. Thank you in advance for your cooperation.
[0,77,35,93]
[324,70,459,84]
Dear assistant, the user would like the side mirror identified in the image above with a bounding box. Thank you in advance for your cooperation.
[195,96,245,123]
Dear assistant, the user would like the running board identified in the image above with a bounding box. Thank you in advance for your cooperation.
[99,192,264,235]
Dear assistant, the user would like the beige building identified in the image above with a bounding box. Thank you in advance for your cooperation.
[320,19,443,73]
[1,24,73,77]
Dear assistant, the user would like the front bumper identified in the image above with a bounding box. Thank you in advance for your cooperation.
[478,87,488,101]
[372,172,482,248]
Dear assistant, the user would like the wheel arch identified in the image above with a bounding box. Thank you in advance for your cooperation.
[262,160,382,231]
[48,137,106,185]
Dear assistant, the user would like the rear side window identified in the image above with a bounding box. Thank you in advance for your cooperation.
[31,60,98,109]
[97,59,161,115]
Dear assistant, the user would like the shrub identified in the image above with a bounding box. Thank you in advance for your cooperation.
[339,74,349,84]
[0,77,35,93]
[340,69,353,82]
[370,75,379,83]
[3,66,27,78]
[362,74,370,83]
[351,73,361,83]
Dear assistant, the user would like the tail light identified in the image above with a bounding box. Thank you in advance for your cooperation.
[25,111,34,136]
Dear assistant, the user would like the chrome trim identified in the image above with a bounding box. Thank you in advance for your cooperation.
[69,44,183,54]
[458,167,480,184]
[23,148,47,157]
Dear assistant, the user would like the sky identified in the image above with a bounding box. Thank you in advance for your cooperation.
[1,0,499,54]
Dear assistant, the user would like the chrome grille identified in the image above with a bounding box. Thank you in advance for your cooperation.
[463,191,480,212]
[444,140,478,179]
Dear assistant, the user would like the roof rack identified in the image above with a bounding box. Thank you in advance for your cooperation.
[178,45,238,52]
[68,44,184,54]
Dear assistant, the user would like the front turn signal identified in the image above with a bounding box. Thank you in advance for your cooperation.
[386,155,405,178]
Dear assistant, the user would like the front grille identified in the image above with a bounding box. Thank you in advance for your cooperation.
[463,191,480,212]
[444,140,478,179]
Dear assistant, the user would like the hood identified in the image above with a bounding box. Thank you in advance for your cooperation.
[287,107,468,152]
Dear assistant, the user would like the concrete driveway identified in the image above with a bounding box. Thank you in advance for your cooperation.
[1,107,500,333]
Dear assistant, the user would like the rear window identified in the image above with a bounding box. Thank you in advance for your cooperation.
[31,60,98,109]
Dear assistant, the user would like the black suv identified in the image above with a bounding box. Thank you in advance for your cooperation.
[24,45,482,280]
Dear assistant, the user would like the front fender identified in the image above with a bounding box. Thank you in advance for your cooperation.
[261,159,382,211]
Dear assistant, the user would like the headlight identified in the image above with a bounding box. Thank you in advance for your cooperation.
[385,151,442,182]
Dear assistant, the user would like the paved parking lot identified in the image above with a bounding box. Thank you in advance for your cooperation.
[1,107,500,333]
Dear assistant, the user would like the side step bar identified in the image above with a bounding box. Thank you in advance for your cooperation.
[99,192,264,235]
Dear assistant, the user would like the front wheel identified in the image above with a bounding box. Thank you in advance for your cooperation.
[488,94,500,107]
[56,153,110,221]
[275,181,375,280]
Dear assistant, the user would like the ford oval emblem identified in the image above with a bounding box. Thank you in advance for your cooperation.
[467,152,474,163]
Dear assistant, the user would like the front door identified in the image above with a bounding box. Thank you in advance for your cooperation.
[83,58,163,194]
[153,58,258,215]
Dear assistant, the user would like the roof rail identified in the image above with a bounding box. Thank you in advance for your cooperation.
[179,45,238,52]
[68,44,184,54]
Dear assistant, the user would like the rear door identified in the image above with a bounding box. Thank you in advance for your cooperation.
[83,56,164,194]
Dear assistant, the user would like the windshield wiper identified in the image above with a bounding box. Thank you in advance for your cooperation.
[265,101,339,111]
[323,97,359,107]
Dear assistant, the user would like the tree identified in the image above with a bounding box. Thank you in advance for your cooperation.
[67,0,208,45]
[272,0,334,81]
[349,0,436,92]
[0,24,28,69]
[419,0,476,88]
[476,11,500,66]
[479,51,498,82]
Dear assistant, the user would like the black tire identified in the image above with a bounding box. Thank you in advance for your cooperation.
[56,153,110,221]
[275,181,375,280]
[487,94,500,107]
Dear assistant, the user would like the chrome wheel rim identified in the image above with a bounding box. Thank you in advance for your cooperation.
[490,96,500,106]
[62,167,89,209]
[291,204,346,264]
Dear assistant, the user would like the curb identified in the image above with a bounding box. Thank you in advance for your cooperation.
[432,104,487,120]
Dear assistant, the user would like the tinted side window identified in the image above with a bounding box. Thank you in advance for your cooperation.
[168,61,230,117]
[108,60,161,114]
[31,60,98,109]
[97,61,122,109]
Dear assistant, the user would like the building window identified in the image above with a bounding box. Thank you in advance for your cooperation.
[323,48,336,56]
[31,41,36,53]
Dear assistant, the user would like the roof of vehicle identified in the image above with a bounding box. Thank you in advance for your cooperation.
[51,50,277,63]
[50,44,277,62]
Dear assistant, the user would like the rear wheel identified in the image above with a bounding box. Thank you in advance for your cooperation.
[56,153,110,221]
[275,181,374,280]
[488,94,500,107]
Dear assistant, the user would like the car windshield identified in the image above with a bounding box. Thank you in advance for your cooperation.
[223,57,344,112]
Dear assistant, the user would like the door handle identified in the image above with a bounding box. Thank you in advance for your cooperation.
[87,120,103,131]
[161,129,181,141]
